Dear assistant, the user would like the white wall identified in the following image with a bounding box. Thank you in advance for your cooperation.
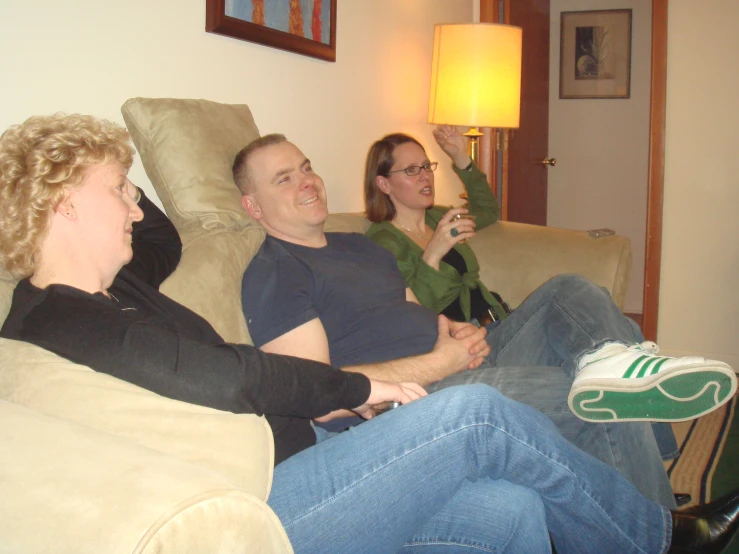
[548,0,652,314]
[0,0,473,212]
[658,0,739,368]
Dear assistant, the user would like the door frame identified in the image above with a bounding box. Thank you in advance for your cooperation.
[479,0,667,340]
[642,0,667,341]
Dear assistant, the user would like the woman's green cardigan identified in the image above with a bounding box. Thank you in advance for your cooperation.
[366,162,507,322]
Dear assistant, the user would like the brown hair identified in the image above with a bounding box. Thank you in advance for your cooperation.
[363,133,425,222]
[0,113,134,277]
[232,133,287,194]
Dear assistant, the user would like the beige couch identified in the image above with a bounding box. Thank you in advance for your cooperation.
[0,98,632,553]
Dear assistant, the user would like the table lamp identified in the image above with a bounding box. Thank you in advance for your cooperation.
[428,23,523,164]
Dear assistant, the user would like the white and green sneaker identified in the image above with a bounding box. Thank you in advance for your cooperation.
[568,341,737,423]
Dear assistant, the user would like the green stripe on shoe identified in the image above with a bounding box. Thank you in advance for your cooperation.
[623,356,648,378]
[649,357,670,376]
[636,357,662,378]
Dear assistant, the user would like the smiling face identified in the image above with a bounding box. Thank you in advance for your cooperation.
[66,161,143,278]
[240,141,329,246]
[377,142,435,212]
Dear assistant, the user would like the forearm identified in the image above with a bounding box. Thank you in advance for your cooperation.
[23,312,370,419]
[343,349,451,388]
[455,163,499,228]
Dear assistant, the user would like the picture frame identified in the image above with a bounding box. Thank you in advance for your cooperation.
[559,9,632,99]
[206,0,337,62]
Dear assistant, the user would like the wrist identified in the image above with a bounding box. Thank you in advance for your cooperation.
[422,251,441,270]
[453,155,473,170]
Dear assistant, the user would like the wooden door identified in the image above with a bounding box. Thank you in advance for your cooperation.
[481,0,550,226]
[480,0,668,340]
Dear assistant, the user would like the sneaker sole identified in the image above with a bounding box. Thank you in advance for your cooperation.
[568,365,738,423]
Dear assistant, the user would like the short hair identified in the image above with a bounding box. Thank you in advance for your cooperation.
[0,113,134,277]
[364,133,425,223]
[232,133,287,194]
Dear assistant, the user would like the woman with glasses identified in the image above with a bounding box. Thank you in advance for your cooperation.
[364,125,509,325]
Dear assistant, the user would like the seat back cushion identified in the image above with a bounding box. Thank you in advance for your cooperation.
[121,97,261,238]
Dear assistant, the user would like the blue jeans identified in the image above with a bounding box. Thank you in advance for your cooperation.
[428,275,678,508]
[269,385,671,553]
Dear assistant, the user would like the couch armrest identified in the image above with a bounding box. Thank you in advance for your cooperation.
[0,401,293,554]
[469,221,632,310]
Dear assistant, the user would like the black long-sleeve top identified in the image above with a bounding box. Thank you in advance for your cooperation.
[1,190,371,464]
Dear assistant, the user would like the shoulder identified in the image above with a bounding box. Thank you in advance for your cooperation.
[2,281,113,343]
[365,226,409,258]
[366,223,403,248]
[243,237,313,294]
[329,231,382,250]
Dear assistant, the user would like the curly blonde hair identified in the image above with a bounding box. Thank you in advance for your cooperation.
[0,113,134,277]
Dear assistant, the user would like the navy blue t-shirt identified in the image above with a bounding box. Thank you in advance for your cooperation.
[242,233,438,367]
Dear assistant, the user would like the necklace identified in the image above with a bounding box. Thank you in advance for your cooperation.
[394,221,429,240]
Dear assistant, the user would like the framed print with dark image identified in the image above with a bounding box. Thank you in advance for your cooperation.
[559,9,632,99]
[206,0,337,62]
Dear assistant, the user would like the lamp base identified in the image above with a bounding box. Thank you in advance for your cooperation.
[463,127,484,165]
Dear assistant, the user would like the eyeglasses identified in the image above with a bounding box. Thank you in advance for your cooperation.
[386,162,438,177]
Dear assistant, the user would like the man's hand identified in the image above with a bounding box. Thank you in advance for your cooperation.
[352,379,427,420]
[430,315,489,374]
[448,320,490,369]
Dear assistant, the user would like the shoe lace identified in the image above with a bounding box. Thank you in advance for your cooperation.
[635,341,659,355]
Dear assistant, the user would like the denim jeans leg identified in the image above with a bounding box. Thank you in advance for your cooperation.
[488,274,642,375]
[488,274,678,463]
[402,479,550,553]
[429,365,677,508]
[269,385,670,554]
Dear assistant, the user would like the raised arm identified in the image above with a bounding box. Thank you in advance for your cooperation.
[123,187,182,288]
[433,125,499,229]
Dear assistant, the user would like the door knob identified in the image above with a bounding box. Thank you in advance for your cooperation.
[539,158,556,167]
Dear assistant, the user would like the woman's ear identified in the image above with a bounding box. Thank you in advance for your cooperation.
[241,194,263,220]
[55,190,77,221]
[375,175,391,195]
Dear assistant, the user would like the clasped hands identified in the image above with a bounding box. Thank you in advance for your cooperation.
[434,315,490,373]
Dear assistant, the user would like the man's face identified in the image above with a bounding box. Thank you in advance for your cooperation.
[241,141,329,245]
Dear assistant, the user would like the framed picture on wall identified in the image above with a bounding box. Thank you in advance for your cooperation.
[206,0,337,62]
[559,9,632,99]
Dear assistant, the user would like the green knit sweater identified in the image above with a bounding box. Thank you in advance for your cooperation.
[366,162,507,322]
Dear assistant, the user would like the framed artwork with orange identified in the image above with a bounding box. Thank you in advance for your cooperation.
[206,0,337,62]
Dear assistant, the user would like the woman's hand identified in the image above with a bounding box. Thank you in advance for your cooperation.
[433,125,472,169]
[352,380,427,420]
[422,207,476,269]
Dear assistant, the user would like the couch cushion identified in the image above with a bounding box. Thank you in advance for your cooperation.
[0,338,274,499]
[0,400,292,554]
[121,97,261,237]
[324,212,371,234]
[160,226,266,345]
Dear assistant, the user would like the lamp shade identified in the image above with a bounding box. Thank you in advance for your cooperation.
[428,23,523,129]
